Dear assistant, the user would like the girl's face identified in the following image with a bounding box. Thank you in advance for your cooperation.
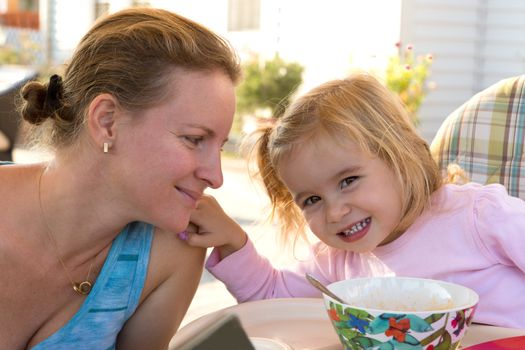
[111,69,235,233]
[279,135,404,253]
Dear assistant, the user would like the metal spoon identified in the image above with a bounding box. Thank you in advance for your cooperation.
[305,273,349,305]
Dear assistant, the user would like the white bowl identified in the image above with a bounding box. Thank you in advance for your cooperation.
[323,277,478,350]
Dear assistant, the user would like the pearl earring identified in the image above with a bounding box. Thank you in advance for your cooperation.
[103,142,109,153]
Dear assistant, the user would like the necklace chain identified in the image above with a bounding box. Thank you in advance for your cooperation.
[38,168,95,296]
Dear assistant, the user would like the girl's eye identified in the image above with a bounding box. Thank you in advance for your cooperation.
[341,176,358,189]
[303,195,321,207]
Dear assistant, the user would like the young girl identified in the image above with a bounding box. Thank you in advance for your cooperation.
[183,73,525,329]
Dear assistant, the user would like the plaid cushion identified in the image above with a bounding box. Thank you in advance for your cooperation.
[430,75,525,199]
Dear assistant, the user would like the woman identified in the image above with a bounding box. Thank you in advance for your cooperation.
[0,7,240,350]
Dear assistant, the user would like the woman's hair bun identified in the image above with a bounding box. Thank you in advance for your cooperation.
[19,74,64,125]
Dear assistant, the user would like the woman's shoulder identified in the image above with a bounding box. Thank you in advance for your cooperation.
[0,163,42,217]
[140,226,206,297]
[150,227,206,266]
[125,226,206,343]
[0,162,42,181]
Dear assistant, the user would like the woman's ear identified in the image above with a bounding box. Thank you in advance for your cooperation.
[86,93,120,152]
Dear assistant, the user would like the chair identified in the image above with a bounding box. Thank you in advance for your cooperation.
[0,65,38,160]
[430,75,525,200]
[0,129,9,151]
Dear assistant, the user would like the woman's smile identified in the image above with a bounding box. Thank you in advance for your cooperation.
[175,186,202,208]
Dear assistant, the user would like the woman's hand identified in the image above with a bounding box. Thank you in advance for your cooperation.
[181,194,247,259]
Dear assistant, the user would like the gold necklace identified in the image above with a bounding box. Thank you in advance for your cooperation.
[38,169,95,296]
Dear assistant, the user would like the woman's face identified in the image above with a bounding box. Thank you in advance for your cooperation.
[278,135,405,253]
[113,69,236,233]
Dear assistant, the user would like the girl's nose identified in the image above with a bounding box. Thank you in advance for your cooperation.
[325,198,351,223]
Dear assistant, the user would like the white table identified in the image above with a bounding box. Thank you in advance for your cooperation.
[171,298,525,349]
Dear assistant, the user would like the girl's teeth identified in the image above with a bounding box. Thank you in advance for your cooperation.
[343,217,371,236]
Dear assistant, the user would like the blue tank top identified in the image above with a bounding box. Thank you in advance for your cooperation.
[32,221,154,350]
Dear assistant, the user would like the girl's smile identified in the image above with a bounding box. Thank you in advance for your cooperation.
[279,134,404,253]
[338,217,372,243]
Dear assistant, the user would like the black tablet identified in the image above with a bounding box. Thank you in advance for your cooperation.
[173,313,255,350]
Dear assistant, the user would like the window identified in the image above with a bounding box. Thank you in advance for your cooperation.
[228,0,260,31]
[0,0,39,29]
[95,1,110,19]
[19,0,38,12]
[132,0,151,6]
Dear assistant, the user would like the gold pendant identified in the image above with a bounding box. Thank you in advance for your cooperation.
[73,281,92,295]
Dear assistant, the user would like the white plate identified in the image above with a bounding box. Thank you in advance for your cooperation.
[250,337,294,350]
[173,298,342,350]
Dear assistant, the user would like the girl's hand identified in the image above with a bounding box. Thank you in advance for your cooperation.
[182,194,247,259]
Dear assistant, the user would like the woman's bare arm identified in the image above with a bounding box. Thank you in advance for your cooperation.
[116,229,206,350]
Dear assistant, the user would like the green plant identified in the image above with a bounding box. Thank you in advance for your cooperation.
[385,43,433,126]
[0,30,40,65]
[236,54,304,119]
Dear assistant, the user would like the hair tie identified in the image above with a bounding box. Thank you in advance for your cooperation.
[257,115,278,131]
[44,74,64,114]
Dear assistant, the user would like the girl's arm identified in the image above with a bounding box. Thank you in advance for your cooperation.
[184,194,248,259]
[207,237,322,302]
[183,194,326,302]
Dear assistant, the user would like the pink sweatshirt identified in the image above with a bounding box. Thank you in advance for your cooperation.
[207,183,525,329]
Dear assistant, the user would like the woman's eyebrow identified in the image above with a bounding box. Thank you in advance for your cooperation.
[185,123,215,137]
[186,123,228,144]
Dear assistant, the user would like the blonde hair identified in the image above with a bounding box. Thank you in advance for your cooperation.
[444,163,470,184]
[250,73,442,247]
[18,7,241,150]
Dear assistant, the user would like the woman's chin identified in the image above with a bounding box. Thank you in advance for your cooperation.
[155,216,191,235]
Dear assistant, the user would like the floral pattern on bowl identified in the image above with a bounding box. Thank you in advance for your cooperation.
[326,301,477,350]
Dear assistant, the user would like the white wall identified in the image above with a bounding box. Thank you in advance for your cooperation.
[44,0,401,93]
[47,0,525,144]
[228,0,402,94]
[401,0,525,141]
[45,0,95,66]
[151,0,229,34]
[152,0,401,94]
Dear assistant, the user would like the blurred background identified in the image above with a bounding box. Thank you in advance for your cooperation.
[1,0,525,155]
[1,0,524,334]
